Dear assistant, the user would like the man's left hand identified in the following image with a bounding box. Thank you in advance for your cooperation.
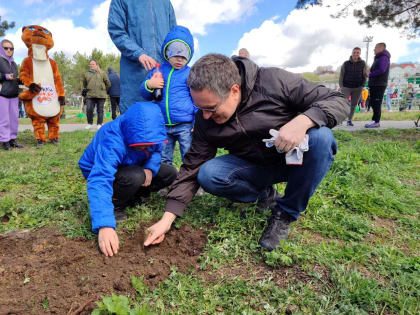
[275,115,315,152]
[142,169,152,187]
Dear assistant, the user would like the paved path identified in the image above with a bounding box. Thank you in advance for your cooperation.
[19,124,98,132]
[18,120,419,133]
[333,120,419,131]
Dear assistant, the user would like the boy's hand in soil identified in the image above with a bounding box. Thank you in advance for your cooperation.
[98,227,119,256]
[144,212,176,246]
[146,72,164,90]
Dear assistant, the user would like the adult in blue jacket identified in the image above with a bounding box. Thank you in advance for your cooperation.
[79,102,177,256]
[140,25,198,164]
[108,0,177,114]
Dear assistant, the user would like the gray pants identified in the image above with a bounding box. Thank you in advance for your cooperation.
[341,87,363,120]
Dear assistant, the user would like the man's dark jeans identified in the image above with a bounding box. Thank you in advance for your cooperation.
[112,163,177,210]
[369,86,387,123]
[110,96,120,120]
[86,98,105,125]
[197,127,337,221]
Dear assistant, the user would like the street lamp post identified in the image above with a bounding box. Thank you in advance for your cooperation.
[363,36,373,65]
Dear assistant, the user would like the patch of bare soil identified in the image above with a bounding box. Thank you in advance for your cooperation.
[0,225,207,314]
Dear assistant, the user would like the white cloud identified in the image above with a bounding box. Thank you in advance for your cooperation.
[172,0,261,35]
[234,1,420,72]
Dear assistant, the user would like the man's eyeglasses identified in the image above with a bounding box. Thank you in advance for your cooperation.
[194,99,223,113]
[3,47,14,51]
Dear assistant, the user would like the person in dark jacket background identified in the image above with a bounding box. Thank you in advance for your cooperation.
[79,102,177,256]
[107,66,120,120]
[108,0,176,114]
[365,42,391,128]
[339,47,367,126]
[0,39,23,150]
[143,54,349,251]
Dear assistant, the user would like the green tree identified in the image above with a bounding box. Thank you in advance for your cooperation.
[296,0,420,37]
[0,16,15,37]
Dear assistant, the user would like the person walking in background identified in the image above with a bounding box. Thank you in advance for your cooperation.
[108,0,176,114]
[107,66,120,120]
[365,43,391,128]
[0,39,23,150]
[339,47,367,126]
[83,60,111,130]
[405,84,415,111]
[386,82,395,112]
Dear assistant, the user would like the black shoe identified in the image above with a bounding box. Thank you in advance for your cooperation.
[9,139,23,148]
[259,211,293,251]
[256,186,280,212]
[36,140,45,147]
[114,209,127,222]
[2,142,11,151]
[50,139,59,145]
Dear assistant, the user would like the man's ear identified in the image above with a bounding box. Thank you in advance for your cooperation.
[231,84,241,96]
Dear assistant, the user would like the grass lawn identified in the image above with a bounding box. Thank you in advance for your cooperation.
[0,129,419,314]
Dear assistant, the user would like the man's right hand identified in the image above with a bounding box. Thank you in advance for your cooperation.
[147,72,164,90]
[98,227,119,257]
[144,212,176,246]
[139,54,156,71]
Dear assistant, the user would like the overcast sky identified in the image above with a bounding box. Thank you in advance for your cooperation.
[1,0,419,72]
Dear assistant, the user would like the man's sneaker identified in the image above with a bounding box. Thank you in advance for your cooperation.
[85,124,93,130]
[50,139,59,145]
[256,186,280,212]
[364,121,380,128]
[346,120,354,126]
[36,140,45,147]
[259,211,293,251]
[9,139,23,148]
[97,124,102,130]
[114,209,127,222]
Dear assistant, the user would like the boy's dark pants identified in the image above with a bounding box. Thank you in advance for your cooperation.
[112,163,177,210]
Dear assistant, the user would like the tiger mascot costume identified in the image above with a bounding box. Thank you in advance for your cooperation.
[19,25,65,146]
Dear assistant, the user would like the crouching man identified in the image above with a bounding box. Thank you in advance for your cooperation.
[79,102,177,256]
[143,53,349,251]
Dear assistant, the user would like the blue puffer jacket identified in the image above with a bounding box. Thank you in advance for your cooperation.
[108,0,177,114]
[139,26,198,126]
[78,102,167,233]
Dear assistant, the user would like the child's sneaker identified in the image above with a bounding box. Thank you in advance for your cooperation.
[364,121,380,128]
[97,124,102,130]
[85,124,93,130]
[346,120,354,126]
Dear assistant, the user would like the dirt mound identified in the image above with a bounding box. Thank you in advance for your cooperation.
[0,225,207,314]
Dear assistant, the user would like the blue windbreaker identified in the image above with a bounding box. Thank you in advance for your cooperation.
[78,102,167,233]
[139,26,198,126]
[108,0,177,114]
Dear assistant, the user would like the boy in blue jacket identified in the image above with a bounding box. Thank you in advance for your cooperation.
[79,102,177,256]
[140,26,197,166]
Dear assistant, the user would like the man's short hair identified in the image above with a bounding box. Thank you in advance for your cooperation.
[187,53,241,99]
[353,47,361,51]
[377,42,386,49]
